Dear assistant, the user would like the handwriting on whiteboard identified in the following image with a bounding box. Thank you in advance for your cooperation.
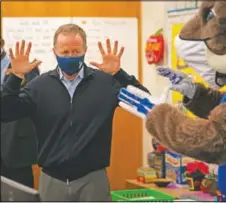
[3,17,138,77]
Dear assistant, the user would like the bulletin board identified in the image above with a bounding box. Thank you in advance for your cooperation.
[2,17,138,77]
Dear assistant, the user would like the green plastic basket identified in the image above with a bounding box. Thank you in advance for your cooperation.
[111,189,174,202]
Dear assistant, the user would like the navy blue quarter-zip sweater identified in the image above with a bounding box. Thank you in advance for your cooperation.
[1,65,149,181]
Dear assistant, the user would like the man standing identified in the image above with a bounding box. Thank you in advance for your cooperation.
[1,24,149,201]
[1,38,39,188]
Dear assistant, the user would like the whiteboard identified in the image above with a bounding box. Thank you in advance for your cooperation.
[2,17,138,77]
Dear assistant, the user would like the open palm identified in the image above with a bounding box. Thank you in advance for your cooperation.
[90,39,124,75]
[9,40,41,77]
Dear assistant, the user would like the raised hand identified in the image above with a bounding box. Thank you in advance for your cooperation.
[157,67,196,99]
[90,39,124,75]
[9,40,41,78]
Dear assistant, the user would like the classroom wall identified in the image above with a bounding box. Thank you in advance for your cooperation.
[141,2,170,165]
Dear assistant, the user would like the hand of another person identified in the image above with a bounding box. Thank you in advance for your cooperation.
[157,67,196,99]
[9,40,41,78]
[90,39,124,75]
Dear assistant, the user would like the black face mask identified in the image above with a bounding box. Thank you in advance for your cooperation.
[215,72,226,87]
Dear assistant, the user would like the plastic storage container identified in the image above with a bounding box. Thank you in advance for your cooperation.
[111,189,174,202]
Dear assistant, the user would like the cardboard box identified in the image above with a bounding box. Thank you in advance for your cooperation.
[165,151,194,184]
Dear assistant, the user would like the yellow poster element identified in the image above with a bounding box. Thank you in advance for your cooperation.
[171,24,208,117]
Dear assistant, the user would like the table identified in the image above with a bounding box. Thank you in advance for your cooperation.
[126,179,199,199]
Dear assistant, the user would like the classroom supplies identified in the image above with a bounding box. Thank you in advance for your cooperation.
[165,151,194,184]
[137,167,157,183]
[200,174,217,195]
[148,152,166,178]
[185,161,209,191]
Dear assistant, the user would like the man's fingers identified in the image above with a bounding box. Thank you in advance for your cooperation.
[117,47,124,58]
[20,40,25,55]
[90,61,101,68]
[106,39,112,54]
[9,48,15,60]
[28,60,42,71]
[98,42,106,56]
[113,41,118,55]
[25,42,32,56]
[15,41,20,56]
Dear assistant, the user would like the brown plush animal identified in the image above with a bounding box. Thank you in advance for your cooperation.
[146,1,226,165]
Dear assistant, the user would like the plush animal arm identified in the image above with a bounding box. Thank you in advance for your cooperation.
[118,85,226,165]
[145,102,226,165]
[182,84,224,118]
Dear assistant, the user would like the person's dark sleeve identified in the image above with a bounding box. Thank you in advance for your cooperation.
[1,74,37,122]
[112,68,150,93]
[183,83,223,119]
[24,66,40,83]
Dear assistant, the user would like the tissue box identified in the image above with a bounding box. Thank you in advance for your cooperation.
[165,151,194,184]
